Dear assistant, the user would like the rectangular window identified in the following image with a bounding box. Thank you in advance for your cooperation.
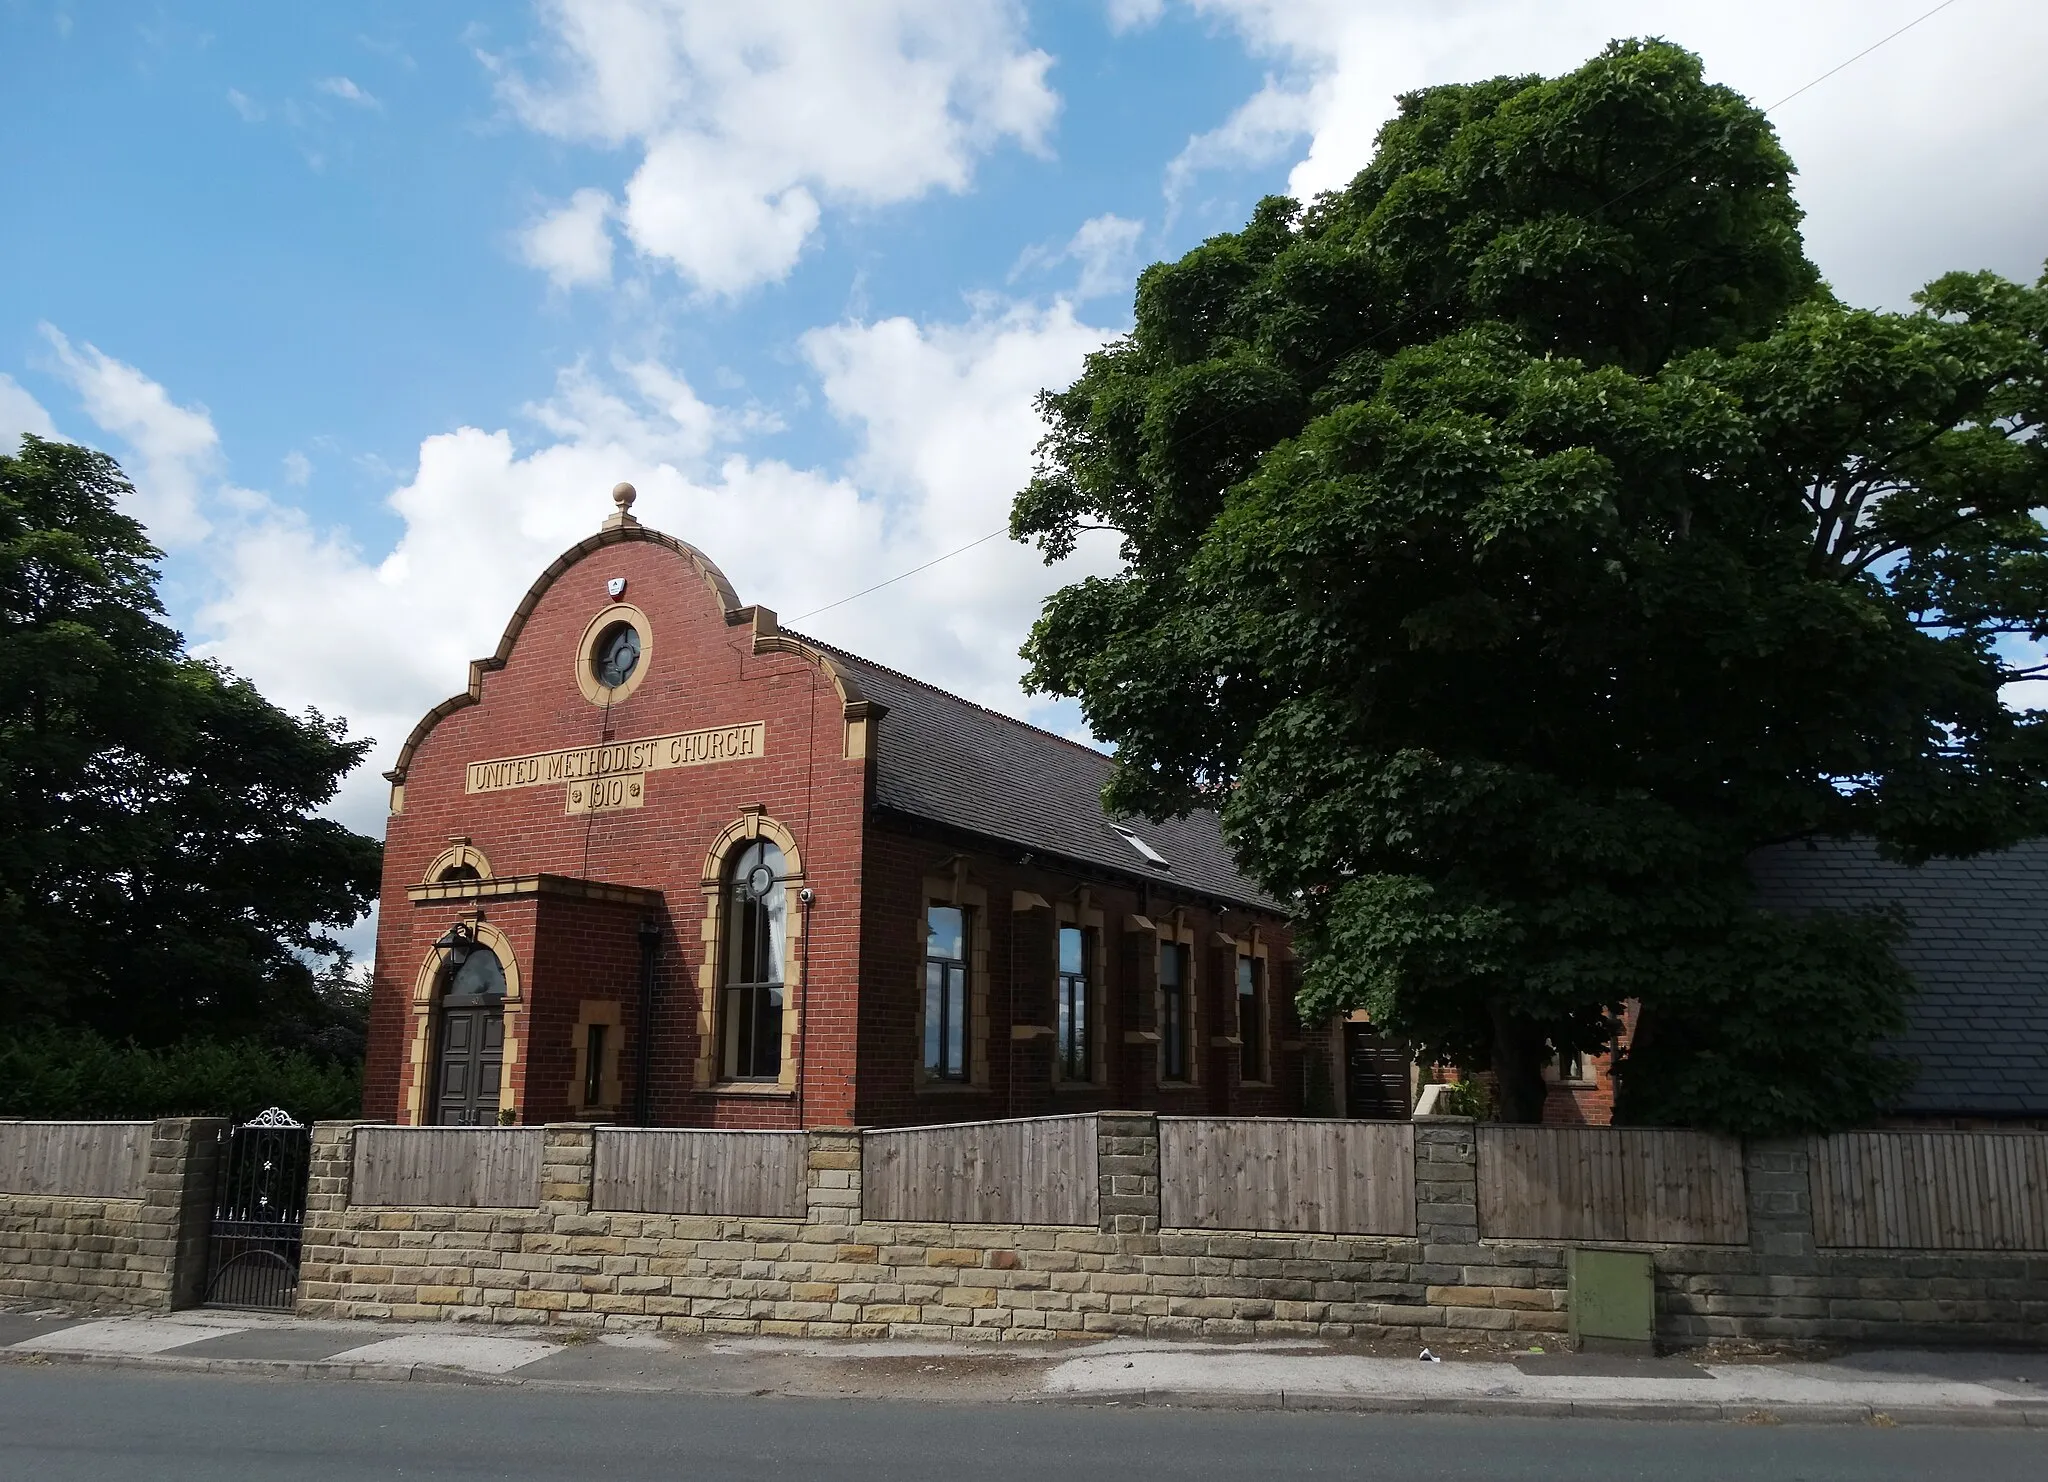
[1057,925,1092,1081]
[582,1023,607,1107]
[924,904,970,1081]
[722,982,783,1080]
[1159,941,1189,1082]
[1237,954,1264,1083]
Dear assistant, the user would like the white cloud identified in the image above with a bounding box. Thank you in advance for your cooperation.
[32,292,1117,847]
[1164,0,2048,308]
[225,88,266,123]
[39,326,217,544]
[282,449,312,485]
[1012,213,1146,302]
[1065,214,1145,300]
[496,0,1058,296]
[316,75,380,108]
[1105,0,1165,32]
[795,298,1124,703]
[623,136,820,296]
[520,187,617,290]
[0,373,58,451]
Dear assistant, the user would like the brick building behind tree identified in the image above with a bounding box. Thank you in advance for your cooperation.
[362,487,1303,1129]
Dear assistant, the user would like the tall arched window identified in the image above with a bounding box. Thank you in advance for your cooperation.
[721,839,786,1080]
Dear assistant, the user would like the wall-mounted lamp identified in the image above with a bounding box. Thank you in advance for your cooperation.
[433,920,478,967]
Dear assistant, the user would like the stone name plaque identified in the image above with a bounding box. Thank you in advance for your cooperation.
[464,722,766,815]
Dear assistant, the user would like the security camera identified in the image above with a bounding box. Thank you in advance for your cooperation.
[798,887,816,905]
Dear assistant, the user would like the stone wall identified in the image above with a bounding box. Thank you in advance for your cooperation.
[297,1116,2048,1347]
[0,1118,223,1312]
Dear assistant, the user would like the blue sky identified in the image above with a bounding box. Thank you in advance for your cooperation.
[5,0,2048,916]
[3,3,1267,532]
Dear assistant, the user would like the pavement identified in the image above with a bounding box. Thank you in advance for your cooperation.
[3,1306,2047,1427]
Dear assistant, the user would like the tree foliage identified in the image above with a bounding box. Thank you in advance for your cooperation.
[0,1027,363,1122]
[1011,41,2048,1132]
[0,436,382,1051]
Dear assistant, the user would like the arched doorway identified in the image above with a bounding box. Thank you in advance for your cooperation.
[432,935,508,1124]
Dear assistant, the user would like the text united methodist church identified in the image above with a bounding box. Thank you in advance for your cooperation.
[362,485,1319,1130]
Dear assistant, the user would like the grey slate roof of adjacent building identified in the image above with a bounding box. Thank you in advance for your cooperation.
[802,638,1281,912]
[1749,838,2048,1117]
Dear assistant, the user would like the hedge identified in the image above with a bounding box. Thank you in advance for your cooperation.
[0,1027,361,1122]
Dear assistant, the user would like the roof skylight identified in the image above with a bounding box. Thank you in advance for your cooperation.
[1112,823,1170,870]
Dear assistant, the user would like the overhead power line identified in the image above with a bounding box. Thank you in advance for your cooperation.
[787,527,1008,623]
[786,0,1970,624]
[1762,0,1961,113]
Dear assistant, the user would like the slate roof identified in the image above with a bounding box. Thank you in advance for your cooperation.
[801,638,1281,912]
[1749,838,2048,1116]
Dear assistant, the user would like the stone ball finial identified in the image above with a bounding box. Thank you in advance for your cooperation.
[612,481,637,511]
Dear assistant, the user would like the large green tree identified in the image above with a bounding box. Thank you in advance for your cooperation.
[0,436,382,1047]
[1011,41,2048,1132]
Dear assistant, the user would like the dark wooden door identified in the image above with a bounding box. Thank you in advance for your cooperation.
[1344,1024,1411,1120]
[433,1005,504,1125]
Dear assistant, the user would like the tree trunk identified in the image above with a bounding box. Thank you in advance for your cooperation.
[1488,1002,1550,1124]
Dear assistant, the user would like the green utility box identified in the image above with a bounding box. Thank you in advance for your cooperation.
[1567,1247,1655,1354]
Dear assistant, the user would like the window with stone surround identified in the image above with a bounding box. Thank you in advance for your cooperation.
[924,904,970,1082]
[1057,925,1093,1082]
[917,871,990,1092]
[1159,940,1191,1083]
[1237,952,1266,1084]
[582,1023,607,1106]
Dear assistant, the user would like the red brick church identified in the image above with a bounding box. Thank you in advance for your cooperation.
[362,486,1306,1128]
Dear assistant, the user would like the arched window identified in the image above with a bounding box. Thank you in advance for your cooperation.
[446,944,506,999]
[438,862,483,883]
[721,839,786,1080]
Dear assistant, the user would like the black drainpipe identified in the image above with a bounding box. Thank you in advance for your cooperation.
[634,917,662,1126]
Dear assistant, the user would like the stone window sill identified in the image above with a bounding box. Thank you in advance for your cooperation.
[706,1082,794,1098]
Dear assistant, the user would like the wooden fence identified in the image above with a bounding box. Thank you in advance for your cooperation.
[1478,1126,1748,1245]
[862,1114,1097,1226]
[0,1121,150,1200]
[351,1127,543,1209]
[1810,1131,2048,1251]
[593,1129,807,1218]
[1159,1118,1416,1235]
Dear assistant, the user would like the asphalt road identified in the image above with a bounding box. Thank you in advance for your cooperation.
[1,1365,2042,1482]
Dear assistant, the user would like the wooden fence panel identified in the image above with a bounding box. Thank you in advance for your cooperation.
[0,1122,150,1200]
[1479,1127,1746,1245]
[862,1115,1096,1226]
[593,1129,806,1217]
[350,1127,543,1208]
[1810,1131,2048,1250]
[1158,1118,1415,1235]
[1619,1128,1750,1245]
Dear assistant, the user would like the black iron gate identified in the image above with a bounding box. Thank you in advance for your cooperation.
[203,1108,312,1310]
